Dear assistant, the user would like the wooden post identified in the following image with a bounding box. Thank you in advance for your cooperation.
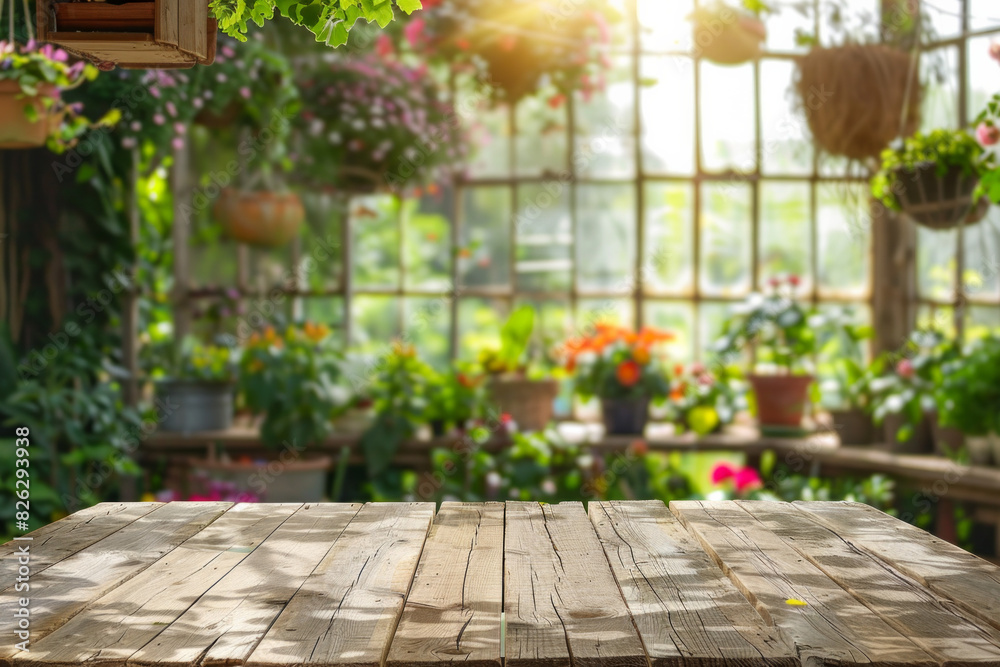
[871,200,917,354]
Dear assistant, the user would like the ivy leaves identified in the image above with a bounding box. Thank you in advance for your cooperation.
[212,0,423,46]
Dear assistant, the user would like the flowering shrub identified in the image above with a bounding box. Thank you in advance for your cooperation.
[294,55,467,192]
[563,323,672,400]
[388,0,618,104]
[667,363,744,436]
[710,462,763,496]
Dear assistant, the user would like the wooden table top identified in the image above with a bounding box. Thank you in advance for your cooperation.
[4,500,1000,667]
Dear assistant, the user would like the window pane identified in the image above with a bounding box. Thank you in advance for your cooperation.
[189,236,239,289]
[301,297,346,344]
[300,192,343,292]
[759,182,811,291]
[403,297,451,367]
[464,94,510,177]
[700,182,752,296]
[577,298,634,332]
[764,4,813,53]
[248,244,293,294]
[460,187,512,289]
[574,55,635,179]
[922,46,959,132]
[351,296,401,356]
[964,212,1000,301]
[516,183,572,292]
[817,183,871,298]
[458,297,507,361]
[969,35,1000,122]
[698,302,735,363]
[642,56,695,175]
[351,194,400,289]
[761,59,812,174]
[644,301,695,362]
[644,181,694,295]
[515,95,567,177]
[700,61,755,173]
[917,226,957,302]
[404,191,452,291]
[576,184,636,291]
[638,0,692,52]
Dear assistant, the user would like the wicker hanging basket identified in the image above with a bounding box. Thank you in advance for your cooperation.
[893,162,980,230]
[795,44,921,160]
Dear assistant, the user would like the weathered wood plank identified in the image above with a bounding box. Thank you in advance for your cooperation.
[737,500,1000,665]
[245,502,434,667]
[505,501,647,667]
[795,500,1000,633]
[0,503,161,582]
[127,503,360,667]
[1,502,230,657]
[385,502,503,667]
[670,500,936,667]
[589,500,796,667]
[16,503,300,667]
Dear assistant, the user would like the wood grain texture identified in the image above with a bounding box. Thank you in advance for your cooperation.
[737,500,1000,665]
[245,502,435,667]
[385,502,503,667]
[128,503,359,667]
[0,503,160,583]
[670,500,936,667]
[505,501,647,667]
[795,500,1000,633]
[1,502,230,658]
[589,501,796,667]
[156,0,178,47]
[16,503,300,667]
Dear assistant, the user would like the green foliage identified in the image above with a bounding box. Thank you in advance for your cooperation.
[814,307,874,410]
[211,0,422,46]
[871,130,988,211]
[141,326,239,382]
[666,364,745,436]
[239,325,351,449]
[425,364,487,430]
[480,306,535,374]
[937,333,1000,435]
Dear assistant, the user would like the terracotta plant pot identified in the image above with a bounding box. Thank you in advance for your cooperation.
[692,12,766,65]
[487,378,559,432]
[213,189,304,247]
[191,455,332,502]
[0,81,57,149]
[748,374,813,429]
[601,397,650,436]
[828,408,875,445]
[882,412,933,454]
[893,162,979,230]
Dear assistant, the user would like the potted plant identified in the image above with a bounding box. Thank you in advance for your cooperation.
[714,276,822,434]
[937,334,1000,466]
[872,129,991,230]
[293,54,467,194]
[666,362,744,436]
[479,306,561,433]
[213,185,305,247]
[0,40,97,150]
[235,323,351,500]
[563,323,673,436]
[816,309,876,444]
[689,1,769,66]
[142,326,239,433]
[390,0,618,104]
[426,364,487,436]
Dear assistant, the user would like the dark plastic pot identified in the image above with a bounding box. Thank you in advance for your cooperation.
[882,412,933,454]
[156,380,234,433]
[829,408,876,445]
[601,397,650,436]
[928,410,964,456]
[748,374,814,429]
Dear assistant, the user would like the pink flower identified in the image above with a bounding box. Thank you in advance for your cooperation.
[734,467,762,492]
[990,41,1000,63]
[153,113,166,125]
[788,274,801,287]
[166,101,177,117]
[174,122,186,134]
[711,462,737,484]
[977,122,1000,146]
[222,45,236,58]
[216,72,227,83]
[376,33,394,57]
[897,358,915,379]
[121,137,137,149]
[149,86,161,99]
[239,86,251,99]
[404,17,425,47]
[690,362,706,376]
[172,137,184,151]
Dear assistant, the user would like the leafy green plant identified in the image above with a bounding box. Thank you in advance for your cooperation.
[871,130,989,211]
[815,307,874,410]
[666,363,745,436]
[239,323,351,448]
[480,306,535,375]
[425,364,487,432]
[937,333,1000,436]
[211,0,422,46]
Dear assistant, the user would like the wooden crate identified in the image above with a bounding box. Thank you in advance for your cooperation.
[37,0,216,69]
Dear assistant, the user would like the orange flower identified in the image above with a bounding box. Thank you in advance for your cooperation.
[633,346,651,365]
[616,360,641,387]
[303,322,330,343]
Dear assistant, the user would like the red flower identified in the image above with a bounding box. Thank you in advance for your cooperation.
[616,360,641,387]
[788,274,801,287]
[711,462,736,484]
[734,467,763,492]
[897,359,915,379]
[629,439,649,457]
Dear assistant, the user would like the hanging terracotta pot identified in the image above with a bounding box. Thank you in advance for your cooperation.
[213,189,304,247]
[0,81,58,149]
[691,9,766,65]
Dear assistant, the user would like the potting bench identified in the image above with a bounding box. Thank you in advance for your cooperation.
[5,500,1000,667]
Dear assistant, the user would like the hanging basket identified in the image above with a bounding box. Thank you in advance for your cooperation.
[0,81,60,149]
[691,11,766,65]
[37,0,216,69]
[795,44,921,160]
[213,189,304,247]
[892,162,980,230]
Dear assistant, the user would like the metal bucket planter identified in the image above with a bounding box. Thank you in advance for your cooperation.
[156,379,234,433]
[191,455,332,502]
[893,162,979,230]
